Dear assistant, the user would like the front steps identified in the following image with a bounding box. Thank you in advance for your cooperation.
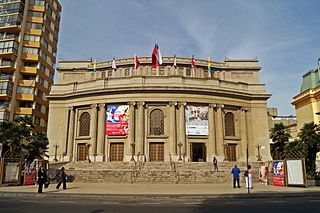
[61,161,262,184]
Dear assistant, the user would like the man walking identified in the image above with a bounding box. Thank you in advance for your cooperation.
[231,164,241,188]
[56,167,67,190]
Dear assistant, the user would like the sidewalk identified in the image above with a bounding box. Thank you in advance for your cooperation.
[1,182,320,199]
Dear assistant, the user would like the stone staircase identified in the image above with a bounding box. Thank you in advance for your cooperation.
[60,161,262,184]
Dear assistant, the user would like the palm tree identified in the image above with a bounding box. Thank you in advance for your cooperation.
[270,123,291,160]
[298,122,320,176]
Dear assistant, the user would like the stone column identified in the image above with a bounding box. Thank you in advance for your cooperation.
[90,104,98,161]
[67,106,75,161]
[215,104,224,158]
[245,108,255,162]
[177,102,186,157]
[169,102,177,155]
[239,107,249,161]
[208,104,216,158]
[96,103,106,161]
[128,102,136,157]
[136,102,145,154]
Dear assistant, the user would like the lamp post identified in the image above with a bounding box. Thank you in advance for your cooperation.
[131,142,135,161]
[178,142,183,161]
[53,144,59,162]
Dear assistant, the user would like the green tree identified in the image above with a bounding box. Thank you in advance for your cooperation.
[298,122,320,176]
[270,123,291,160]
[0,118,48,161]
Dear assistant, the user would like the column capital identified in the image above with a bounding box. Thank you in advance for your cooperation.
[209,103,217,109]
[98,103,105,109]
[240,106,249,112]
[218,104,224,109]
[91,104,98,109]
[169,101,178,106]
[68,106,74,111]
[178,102,186,108]
[128,101,136,106]
[137,101,145,107]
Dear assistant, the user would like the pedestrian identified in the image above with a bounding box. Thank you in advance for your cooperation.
[37,166,47,193]
[213,157,219,172]
[245,165,253,189]
[56,167,67,190]
[231,164,241,188]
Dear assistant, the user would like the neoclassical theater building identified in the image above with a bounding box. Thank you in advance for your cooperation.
[47,56,272,163]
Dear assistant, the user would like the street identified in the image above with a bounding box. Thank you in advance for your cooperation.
[0,195,319,213]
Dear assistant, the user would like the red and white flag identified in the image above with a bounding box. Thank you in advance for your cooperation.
[191,55,196,68]
[152,43,162,68]
[134,54,140,69]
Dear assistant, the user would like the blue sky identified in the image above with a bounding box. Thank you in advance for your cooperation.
[57,0,320,115]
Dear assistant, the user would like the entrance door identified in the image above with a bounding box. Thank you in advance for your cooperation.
[110,143,124,161]
[191,143,206,162]
[226,144,237,161]
[77,144,88,161]
[149,143,164,162]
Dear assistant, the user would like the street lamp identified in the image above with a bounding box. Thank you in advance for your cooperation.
[178,142,183,161]
[53,144,59,162]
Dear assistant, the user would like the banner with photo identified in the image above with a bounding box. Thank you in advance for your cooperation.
[272,161,285,186]
[24,160,36,185]
[106,105,129,136]
[185,105,208,135]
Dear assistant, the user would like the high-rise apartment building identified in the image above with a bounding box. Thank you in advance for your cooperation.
[0,0,61,132]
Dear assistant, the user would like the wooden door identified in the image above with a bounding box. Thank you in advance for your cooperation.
[77,144,88,161]
[149,143,164,162]
[226,144,237,161]
[110,143,124,161]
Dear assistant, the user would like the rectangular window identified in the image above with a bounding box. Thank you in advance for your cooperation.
[25,22,42,29]
[0,14,22,27]
[0,111,9,121]
[24,34,40,42]
[19,101,33,108]
[38,77,44,85]
[34,116,40,125]
[40,64,46,73]
[0,40,18,53]
[27,11,43,18]
[17,86,34,94]
[24,62,38,67]
[0,81,13,95]
[35,103,41,111]
[23,47,39,54]
[29,0,45,6]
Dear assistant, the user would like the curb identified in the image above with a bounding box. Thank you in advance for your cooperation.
[0,191,320,201]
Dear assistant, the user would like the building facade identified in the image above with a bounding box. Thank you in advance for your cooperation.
[47,57,272,163]
[0,0,61,132]
[292,69,320,131]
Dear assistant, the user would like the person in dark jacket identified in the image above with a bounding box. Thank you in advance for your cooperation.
[56,167,67,190]
[37,166,47,193]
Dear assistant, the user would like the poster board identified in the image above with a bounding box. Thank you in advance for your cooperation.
[185,105,208,135]
[106,105,129,136]
[272,161,285,186]
[1,158,22,185]
[285,159,307,187]
[24,160,37,185]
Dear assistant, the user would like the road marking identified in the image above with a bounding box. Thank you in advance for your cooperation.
[21,200,37,203]
[308,200,320,202]
[184,202,202,205]
[102,202,120,205]
[140,202,161,205]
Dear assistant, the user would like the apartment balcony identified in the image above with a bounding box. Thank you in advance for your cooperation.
[0,60,15,72]
[16,94,34,101]
[0,74,12,80]
[0,33,18,41]
[0,47,18,59]
[21,53,39,61]
[0,81,13,100]
[18,79,36,87]
[20,66,37,75]
[0,101,9,110]
[15,107,32,115]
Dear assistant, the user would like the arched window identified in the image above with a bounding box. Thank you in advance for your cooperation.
[150,109,164,135]
[79,112,90,136]
[225,112,235,136]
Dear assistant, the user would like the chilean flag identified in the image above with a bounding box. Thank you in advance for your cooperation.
[134,54,140,69]
[152,43,162,68]
[191,55,196,68]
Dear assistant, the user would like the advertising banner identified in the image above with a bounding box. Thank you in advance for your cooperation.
[272,161,285,186]
[106,105,129,136]
[2,159,21,184]
[185,106,208,135]
[24,160,36,185]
